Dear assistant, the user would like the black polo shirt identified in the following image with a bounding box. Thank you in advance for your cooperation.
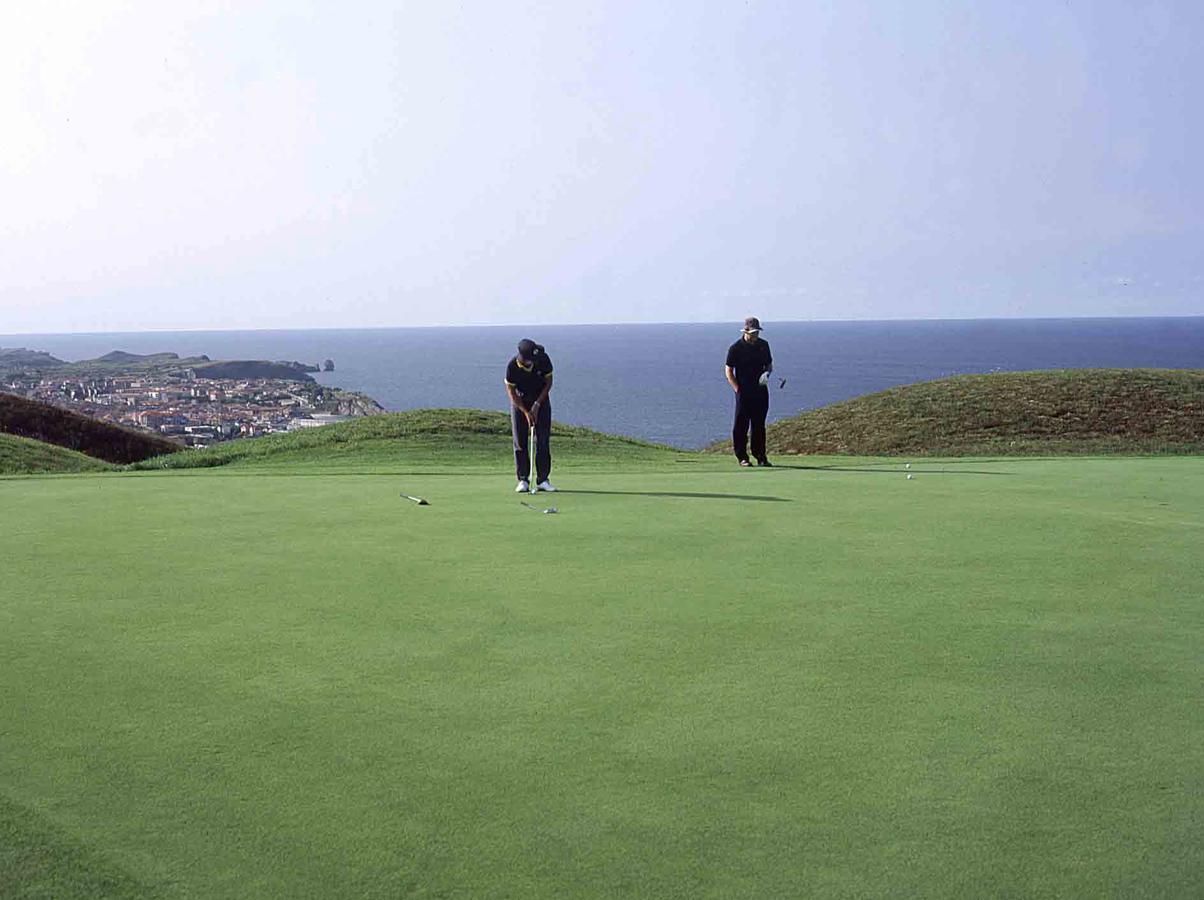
[726,337,772,390]
[505,353,553,400]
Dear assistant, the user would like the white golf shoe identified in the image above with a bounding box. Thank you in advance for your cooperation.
[515,480,530,493]
[536,481,556,492]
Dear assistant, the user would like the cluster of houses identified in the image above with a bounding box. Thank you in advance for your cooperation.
[5,374,350,447]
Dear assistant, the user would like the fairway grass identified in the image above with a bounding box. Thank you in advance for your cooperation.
[2,454,1202,897]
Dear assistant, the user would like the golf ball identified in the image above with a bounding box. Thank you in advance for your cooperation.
[907,474,914,480]
[905,463,911,469]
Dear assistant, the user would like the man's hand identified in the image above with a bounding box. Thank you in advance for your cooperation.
[530,400,541,422]
[525,406,537,427]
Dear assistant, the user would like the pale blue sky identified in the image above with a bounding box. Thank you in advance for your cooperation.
[1,1,1200,334]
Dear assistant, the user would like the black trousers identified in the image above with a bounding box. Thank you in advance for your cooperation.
[511,402,552,482]
[733,386,769,462]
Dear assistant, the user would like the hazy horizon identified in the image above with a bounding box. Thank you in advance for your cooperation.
[5,312,1204,344]
[3,1,1201,334]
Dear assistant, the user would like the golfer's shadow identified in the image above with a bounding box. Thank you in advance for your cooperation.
[556,490,790,502]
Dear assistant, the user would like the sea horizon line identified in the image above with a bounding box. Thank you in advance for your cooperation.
[4,313,1203,340]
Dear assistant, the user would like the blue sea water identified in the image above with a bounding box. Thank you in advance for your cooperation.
[4,318,1203,448]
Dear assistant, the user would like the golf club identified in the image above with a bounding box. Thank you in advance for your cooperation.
[528,422,537,493]
[400,494,429,505]
[520,501,558,514]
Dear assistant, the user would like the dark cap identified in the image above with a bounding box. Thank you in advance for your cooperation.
[742,316,762,333]
[517,338,543,360]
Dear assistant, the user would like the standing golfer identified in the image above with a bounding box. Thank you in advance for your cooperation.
[725,316,773,467]
[504,338,556,492]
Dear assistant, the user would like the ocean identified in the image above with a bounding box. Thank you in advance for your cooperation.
[4,318,1203,449]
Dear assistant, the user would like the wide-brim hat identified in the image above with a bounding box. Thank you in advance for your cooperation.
[741,316,762,333]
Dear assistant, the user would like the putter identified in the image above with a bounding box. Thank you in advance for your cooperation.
[400,494,429,505]
[520,501,558,514]
[528,422,538,493]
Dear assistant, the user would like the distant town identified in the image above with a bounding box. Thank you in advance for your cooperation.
[0,348,384,447]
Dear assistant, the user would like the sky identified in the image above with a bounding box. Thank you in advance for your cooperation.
[1,0,1201,334]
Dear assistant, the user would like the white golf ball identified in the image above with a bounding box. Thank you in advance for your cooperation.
[906,474,914,480]
[905,463,911,469]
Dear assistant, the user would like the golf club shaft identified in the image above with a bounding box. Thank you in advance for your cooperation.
[529,423,537,492]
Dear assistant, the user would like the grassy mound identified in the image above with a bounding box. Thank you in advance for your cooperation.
[131,408,679,471]
[0,393,180,464]
[0,433,115,475]
[741,368,1204,456]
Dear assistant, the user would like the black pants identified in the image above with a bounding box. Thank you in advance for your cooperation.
[733,387,769,462]
[511,402,552,482]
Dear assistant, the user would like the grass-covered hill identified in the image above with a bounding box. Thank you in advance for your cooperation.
[191,360,318,380]
[0,347,67,369]
[131,408,680,471]
[0,392,181,465]
[0,433,115,474]
[1,348,319,381]
[738,368,1204,457]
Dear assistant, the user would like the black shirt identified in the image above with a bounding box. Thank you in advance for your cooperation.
[726,337,772,390]
[505,353,554,401]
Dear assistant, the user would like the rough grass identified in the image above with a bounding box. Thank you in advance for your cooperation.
[726,369,1204,457]
[0,393,180,465]
[129,408,682,472]
[0,433,114,475]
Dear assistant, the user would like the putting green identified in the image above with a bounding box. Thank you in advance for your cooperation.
[2,455,1201,897]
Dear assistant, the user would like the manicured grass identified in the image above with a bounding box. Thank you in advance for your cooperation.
[0,797,155,899]
[1,449,1202,897]
[731,369,1204,456]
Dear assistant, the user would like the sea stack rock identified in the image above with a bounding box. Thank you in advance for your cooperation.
[323,359,335,372]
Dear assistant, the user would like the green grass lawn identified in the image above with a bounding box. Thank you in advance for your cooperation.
[2,444,1201,897]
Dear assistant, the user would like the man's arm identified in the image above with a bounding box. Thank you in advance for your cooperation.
[530,373,553,419]
[725,365,739,393]
[505,381,529,417]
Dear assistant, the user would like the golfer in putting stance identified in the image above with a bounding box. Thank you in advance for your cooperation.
[725,316,773,467]
[505,338,556,492]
